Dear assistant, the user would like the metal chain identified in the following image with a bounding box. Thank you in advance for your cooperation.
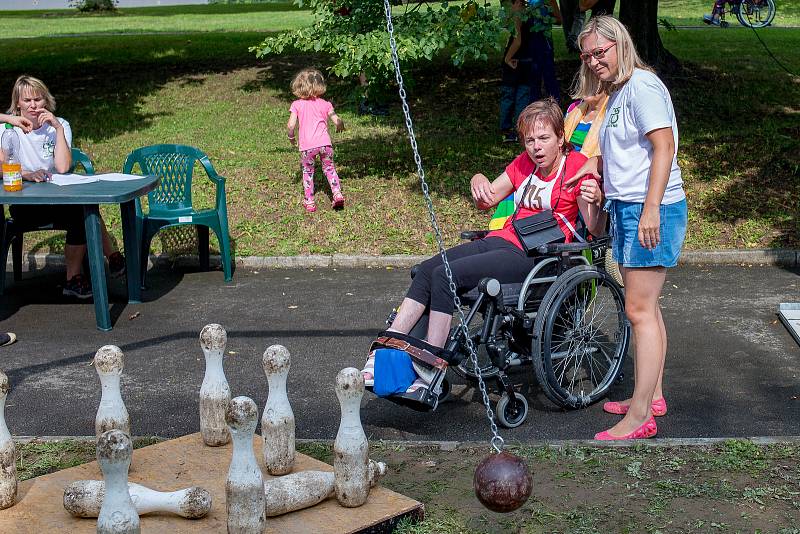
[382,0,504,453]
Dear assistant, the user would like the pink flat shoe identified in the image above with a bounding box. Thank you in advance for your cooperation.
[594,416,657,441]
[331,191,345,210]
[603,397,667,417]
[303,198,317,213]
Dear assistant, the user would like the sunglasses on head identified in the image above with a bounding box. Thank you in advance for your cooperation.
[580,42,616,63]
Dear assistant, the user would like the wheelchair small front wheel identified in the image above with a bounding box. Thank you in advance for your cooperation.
[496,392,528,428]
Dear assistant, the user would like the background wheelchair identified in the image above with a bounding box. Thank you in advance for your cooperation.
[373,234,631,428]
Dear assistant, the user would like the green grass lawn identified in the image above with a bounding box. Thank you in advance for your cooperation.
[0,5,798,256]
[659,0,800,26]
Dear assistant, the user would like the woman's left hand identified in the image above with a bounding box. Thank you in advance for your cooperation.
[578,177,602,206]
[638,205,660,250]
[36,110,61,131]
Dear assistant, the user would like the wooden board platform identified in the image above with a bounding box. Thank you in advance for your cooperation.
[0,433,423,533]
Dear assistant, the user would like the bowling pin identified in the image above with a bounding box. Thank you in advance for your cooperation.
[199,324,231,446]
[94,346,130,439]
[261,345,295,475]
[0,369,16,510]
[263,460,387,517]
[64,480,212,519]
[226,396,265,534]
[333,367,370,507]
[96,429,139,534]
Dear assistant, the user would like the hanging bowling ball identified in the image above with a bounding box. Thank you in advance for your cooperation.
[473,451,532,513]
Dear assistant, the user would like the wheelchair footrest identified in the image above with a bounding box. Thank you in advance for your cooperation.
[365,383,441,412]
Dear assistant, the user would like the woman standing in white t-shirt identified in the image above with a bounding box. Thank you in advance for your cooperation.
[2,75,124,299]
[568,17,688,440]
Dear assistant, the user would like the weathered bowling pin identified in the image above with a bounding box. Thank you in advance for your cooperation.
[261,344,295,475]
[64,480,212,519]
[263,459,387,517]
[0,370,17,510]
[333,367,370,507]
[94,346,131,439]
[225,396,265,534]
[96,430,139,534]
[199,324,231,446]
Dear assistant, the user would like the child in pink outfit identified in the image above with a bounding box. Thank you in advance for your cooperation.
[287,68,345,212]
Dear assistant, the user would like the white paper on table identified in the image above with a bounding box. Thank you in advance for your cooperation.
[50,173,101,186]
[96,173,146,182]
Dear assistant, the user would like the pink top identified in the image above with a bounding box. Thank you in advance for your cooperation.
[290,97,334,152]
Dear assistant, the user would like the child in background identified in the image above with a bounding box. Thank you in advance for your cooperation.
[703,0,727,25]
[499,0,533,143]
[524,0,562,103]
[287,68,346,212]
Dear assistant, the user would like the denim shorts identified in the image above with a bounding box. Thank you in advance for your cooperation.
[608,198,687,268]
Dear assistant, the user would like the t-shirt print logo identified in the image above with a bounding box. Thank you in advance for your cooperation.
[41,139,55,159]
[607,106,621,128]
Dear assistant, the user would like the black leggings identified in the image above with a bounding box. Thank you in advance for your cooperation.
[9,204,87,246]
[406,237,539,314]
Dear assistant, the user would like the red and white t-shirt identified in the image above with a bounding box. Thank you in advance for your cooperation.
[488,150,591,249]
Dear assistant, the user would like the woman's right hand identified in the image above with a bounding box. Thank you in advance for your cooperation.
[470,173,495,209]
[564,156,601,188]
[22,169,51,182]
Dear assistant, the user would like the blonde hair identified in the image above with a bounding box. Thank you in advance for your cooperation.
[7,75,56,115]
[516,97,570,154]
[290,68,326,99]
[570,16,652,99]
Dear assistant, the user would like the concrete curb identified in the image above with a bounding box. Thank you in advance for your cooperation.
[8,249,800,273]
[14,435,800,448]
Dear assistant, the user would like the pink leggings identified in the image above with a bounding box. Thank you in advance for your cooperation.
[300,145,341,199]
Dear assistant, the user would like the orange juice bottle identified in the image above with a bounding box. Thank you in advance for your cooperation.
[1,124,22,192]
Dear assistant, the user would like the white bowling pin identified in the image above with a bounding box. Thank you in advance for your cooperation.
[333,367,370,507]
[64,480,212,519]
[261,345,295,475]
[0,370,16,510]
[199,324,231,446]
[96,430,139,534]
[263,460,387,517]
[226,396,266,534]
[94,346,131,439]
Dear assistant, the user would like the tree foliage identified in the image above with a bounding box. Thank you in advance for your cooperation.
[70,0,117,12]
[250,0,513,94]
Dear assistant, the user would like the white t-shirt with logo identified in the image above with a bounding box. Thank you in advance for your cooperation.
[599,69,685,205]
[10,118,72,173]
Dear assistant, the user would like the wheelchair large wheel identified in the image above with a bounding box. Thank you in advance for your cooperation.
[532,265,629,409]
[736,0,775,28]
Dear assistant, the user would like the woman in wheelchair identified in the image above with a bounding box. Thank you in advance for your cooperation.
[363,98,606,395]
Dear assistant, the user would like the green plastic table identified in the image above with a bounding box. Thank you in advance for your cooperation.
[0,175,160,331]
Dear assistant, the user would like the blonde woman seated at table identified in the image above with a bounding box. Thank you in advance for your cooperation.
[1,75,124,299]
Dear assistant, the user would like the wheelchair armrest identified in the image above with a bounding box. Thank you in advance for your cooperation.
[460,230,489,241]
[536,236,612,255]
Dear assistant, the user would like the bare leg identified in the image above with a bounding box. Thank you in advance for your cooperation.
[64,244,86,280]
[387,298,426,335]
[610,268,666,408]
[602,266,667,437]
[426,311,452,348]
[100,221,116,257]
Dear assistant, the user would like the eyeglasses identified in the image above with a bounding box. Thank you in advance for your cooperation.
[580,42,616,63]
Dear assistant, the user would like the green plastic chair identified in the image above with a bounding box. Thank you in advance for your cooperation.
[0,147,96,295]
[122,144,232,287]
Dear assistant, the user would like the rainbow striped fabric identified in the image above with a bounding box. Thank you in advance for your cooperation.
[488,193,516,230]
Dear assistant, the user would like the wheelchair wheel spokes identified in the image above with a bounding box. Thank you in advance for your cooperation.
[736,0,776,28]
[453,324,501,380]
[533,265,630,409]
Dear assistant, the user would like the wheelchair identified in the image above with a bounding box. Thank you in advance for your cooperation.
[367,233,631,428]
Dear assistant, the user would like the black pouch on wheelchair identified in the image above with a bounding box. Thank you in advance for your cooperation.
[512,210,565,256]
[366,331,454,412]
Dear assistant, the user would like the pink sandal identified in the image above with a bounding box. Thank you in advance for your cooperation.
[603,397,667,417]
[594,416,658,441]
[303,197,317,213]
[331,191,345,209]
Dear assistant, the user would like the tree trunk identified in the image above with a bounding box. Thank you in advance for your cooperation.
[618,0,681,74]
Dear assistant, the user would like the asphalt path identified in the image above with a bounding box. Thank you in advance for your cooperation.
[0,263,798,442]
